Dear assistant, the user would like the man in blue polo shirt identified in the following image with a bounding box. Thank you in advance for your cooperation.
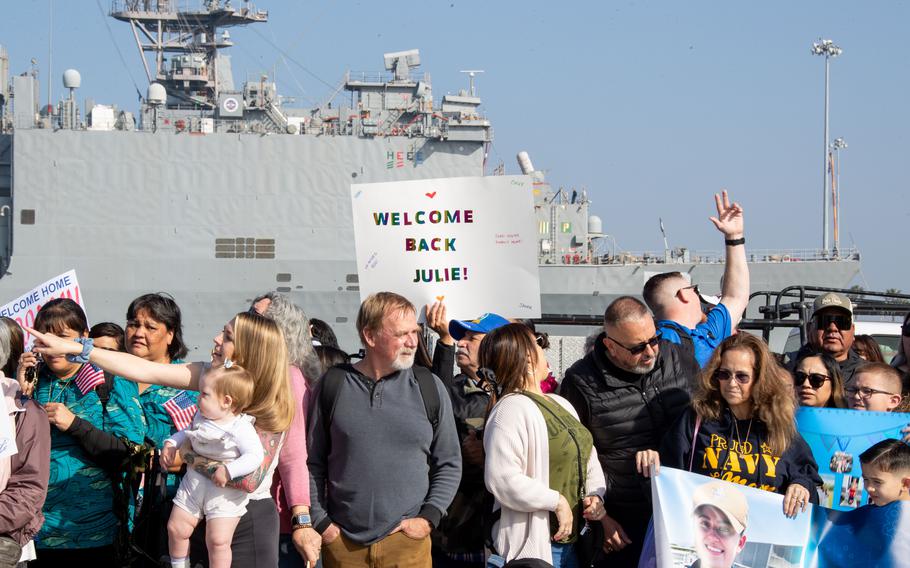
[642,190,749,367]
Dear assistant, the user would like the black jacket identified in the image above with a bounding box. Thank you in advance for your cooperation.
[660,406,822,501]
[558,334,698,508]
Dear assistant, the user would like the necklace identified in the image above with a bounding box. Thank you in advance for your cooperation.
[732,414,754,454]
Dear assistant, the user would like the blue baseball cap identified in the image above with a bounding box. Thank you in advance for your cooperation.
[449,313,510,340]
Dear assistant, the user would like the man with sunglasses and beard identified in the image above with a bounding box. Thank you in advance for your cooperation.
[643,190,750,368]
[786,292,864,387]
[559,296,699,567]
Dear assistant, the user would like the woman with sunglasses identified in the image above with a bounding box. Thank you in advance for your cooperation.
[651,334,821,518]
[481,323,606,566]
[792,350,847,408]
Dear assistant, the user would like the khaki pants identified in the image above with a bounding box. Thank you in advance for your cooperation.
[323,531,431,568]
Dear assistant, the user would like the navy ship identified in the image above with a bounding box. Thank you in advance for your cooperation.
[0,1,860,352]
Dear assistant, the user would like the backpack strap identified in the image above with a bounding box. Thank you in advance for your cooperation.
[412,365,441,433]
[318,364,441,433]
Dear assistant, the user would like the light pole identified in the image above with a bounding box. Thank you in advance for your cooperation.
[831,137,847,256]
[811,38,842,255]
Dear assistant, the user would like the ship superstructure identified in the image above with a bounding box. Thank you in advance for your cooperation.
[0,1,859,352]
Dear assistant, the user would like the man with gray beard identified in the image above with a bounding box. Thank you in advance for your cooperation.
[304,292,461,568]
[559,296,698,567]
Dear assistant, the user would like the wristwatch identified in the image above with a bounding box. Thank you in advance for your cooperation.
[291,513,313,530]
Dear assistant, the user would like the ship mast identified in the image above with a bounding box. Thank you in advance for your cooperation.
[110,0,267,109]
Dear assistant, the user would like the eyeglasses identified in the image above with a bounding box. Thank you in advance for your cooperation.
[815,313,852,331]
[713,369,752,384]
[793,371,831,389]
[606,332,661,355]
[845,386,898,399]
[902,322,910,337]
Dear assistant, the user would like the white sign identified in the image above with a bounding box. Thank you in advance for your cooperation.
[351,176,541,320]
[0,270,85,340]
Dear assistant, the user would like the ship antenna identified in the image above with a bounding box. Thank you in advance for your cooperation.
[459,70,484,97]
[659,217,670,255]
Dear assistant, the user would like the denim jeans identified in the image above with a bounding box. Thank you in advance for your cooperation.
[550,542,578,568]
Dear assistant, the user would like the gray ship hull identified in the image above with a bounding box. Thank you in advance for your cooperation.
[1,129,484,353]
[0,130,860,354]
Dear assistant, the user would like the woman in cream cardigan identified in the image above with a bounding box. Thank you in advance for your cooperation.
[480,324,606,567]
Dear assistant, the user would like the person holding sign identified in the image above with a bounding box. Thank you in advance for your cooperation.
[481,323,606,567]
[18,299,146,566]
[652,334,822,518]
[0,318,50,567]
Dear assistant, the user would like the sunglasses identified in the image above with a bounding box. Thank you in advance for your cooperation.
[713,369,752,384]
[902,322,910,338]
[678,284,699,297]
[815,313,852,331]
[793,371,831,389]
[607,332,661,355]
[535,332,550,349]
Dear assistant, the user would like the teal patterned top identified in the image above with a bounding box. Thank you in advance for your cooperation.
[134,361,197,497]
[34,365,146,550]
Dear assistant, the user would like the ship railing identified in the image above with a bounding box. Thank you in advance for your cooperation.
[346,70,430,85]
[584,246,860,266]
[111,0,264,15]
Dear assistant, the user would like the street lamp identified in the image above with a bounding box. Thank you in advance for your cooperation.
[830,137,847,256]
[811,38,842,254]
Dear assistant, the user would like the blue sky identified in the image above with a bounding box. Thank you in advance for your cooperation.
[3,0,907,291]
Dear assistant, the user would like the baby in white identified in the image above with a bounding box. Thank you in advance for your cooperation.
[162,362,264,568]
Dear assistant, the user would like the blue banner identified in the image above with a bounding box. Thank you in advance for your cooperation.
[796,407,909,511]
[649,467,910,568]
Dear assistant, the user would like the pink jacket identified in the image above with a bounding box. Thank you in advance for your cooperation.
[271,365,312,534]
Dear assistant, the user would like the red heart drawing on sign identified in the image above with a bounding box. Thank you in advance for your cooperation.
[426,192,437,198]
[436,295,445,301]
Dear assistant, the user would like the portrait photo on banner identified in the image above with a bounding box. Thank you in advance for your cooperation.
[651,468,810,568]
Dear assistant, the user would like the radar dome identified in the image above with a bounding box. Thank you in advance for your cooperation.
[147,83,167,105]
[588,215,603,235]
[62,69,81,89]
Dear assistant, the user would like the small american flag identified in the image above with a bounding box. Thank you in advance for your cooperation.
[75,363,106,395]
[163,391,197,431]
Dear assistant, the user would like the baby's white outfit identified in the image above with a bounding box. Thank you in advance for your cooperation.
[168,412,263,519]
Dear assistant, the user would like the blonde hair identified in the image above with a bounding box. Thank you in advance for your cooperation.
[693,334,797,455]
[231,312,294,432]
[356,292,415,345]
[209,364,255,413]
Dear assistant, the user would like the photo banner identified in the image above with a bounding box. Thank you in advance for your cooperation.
[650,467,910,568]
[0,269,84,341]
[796,407,909,511]
[350,175,541,320]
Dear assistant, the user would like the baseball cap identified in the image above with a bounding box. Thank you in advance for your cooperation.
[811,292,854,317]
[692,481,749,535]
[449,313,510,340]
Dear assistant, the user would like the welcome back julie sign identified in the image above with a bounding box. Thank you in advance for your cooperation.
[350,175,541,321]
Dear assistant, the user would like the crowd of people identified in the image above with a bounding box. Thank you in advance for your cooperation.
[0,189,906,568]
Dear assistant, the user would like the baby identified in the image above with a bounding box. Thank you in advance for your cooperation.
[162,362,264,568]
[859,439,910,507]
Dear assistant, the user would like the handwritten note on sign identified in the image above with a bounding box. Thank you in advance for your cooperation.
[0,270,84,342]
[351,176,541,320]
